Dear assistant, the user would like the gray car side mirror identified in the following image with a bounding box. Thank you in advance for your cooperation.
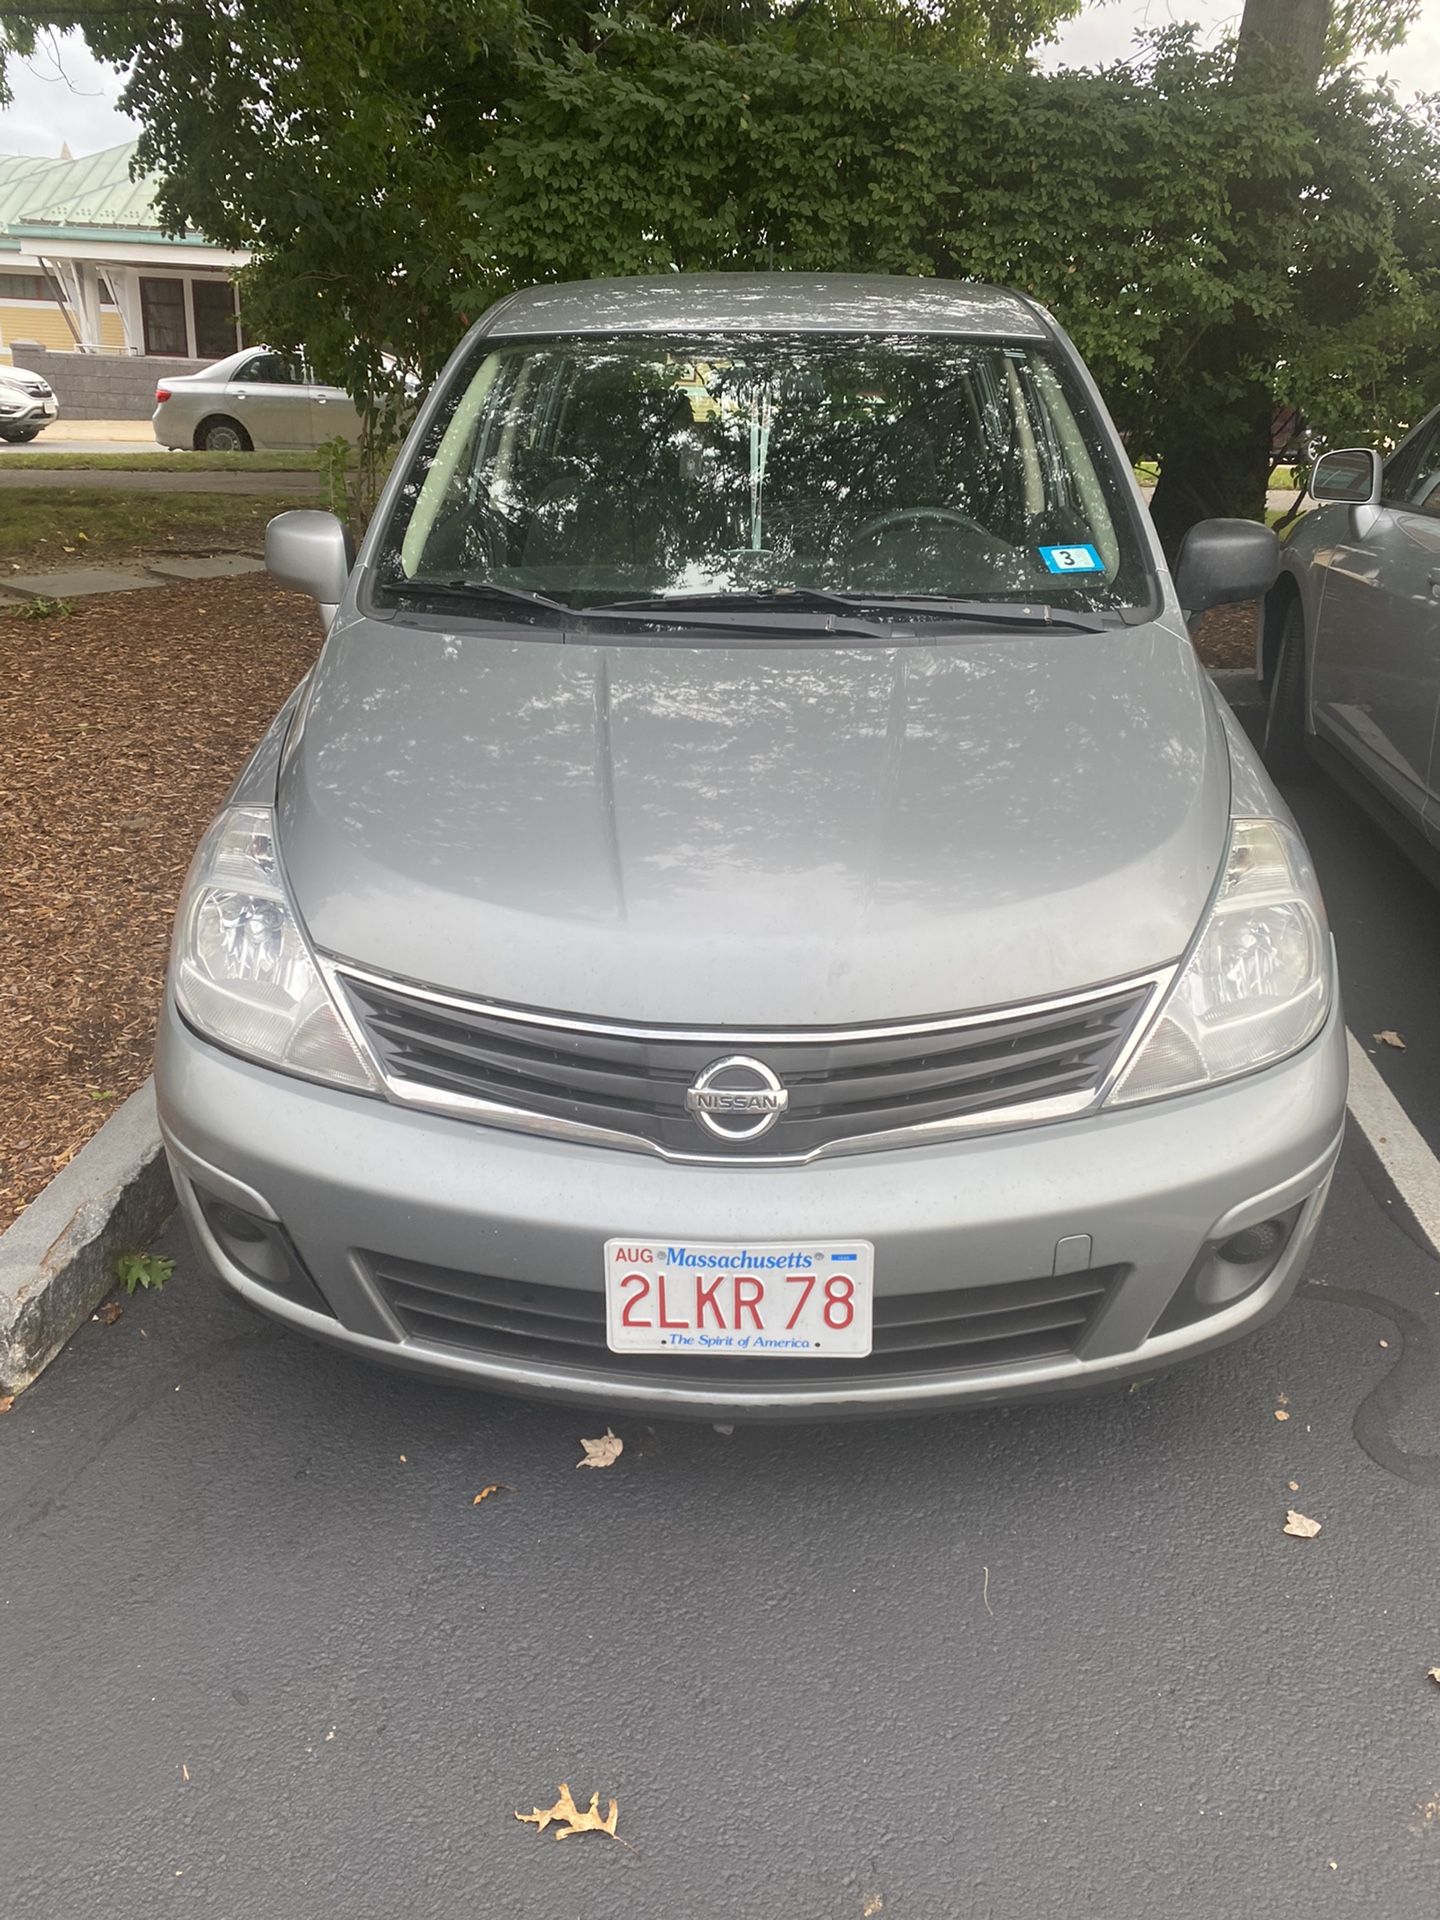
[266,510,354,623]
[1171,517,1280,618]
[1310,447,1382,506]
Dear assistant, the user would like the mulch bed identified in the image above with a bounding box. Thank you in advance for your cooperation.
[1191,600,1258,670]
[1,573,322,1233]
[1,579,1253,1237]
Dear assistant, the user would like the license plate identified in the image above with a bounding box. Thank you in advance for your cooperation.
[41,401,56,416]
[605,1238,874,1357]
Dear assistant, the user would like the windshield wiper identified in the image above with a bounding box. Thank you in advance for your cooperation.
[382,577,888,638]
[854,594,1110,632]
[378,577,573,620]
[597,588,1110,633]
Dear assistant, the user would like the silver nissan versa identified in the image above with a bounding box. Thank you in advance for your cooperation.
[156,275,1348,1419]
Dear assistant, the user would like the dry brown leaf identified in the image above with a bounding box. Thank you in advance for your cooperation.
[0,1395,13,1415]
[1427,1668,1440,1686]
[472,1484,511,1505]
[1274,1409,1290,1421]
[862,1898,885,1917]
[94,1300,124,1326]
[515,1782,620,1841]
[1288,1480,1300,1492]
[577,1429,623,1470]
[1284,1508,1322,1539]
[1374,1030,1407,1050]
[181,1763,190,1782]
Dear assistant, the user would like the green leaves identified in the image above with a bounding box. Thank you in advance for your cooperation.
[115,1251,175,1296]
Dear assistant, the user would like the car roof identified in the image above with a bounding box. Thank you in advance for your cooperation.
[479,274,1051,342]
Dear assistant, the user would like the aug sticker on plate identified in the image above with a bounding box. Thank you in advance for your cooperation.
[604,1239,874,1357]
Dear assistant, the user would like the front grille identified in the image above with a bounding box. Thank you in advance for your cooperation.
[337,969,1155,1160]
[366,1253,1118,1384]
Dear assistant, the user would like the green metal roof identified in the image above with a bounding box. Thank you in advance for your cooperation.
[0,139,172,239]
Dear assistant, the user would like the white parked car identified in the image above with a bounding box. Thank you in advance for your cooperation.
[152,347,363,452]
[0,363,59,441]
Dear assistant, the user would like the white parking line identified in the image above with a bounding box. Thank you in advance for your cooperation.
[1345,1029,1440,1257]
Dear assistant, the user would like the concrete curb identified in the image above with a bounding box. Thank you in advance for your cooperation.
[0,1080,174,1395]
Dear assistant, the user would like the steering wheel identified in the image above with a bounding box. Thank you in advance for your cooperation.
[846,505,991,547]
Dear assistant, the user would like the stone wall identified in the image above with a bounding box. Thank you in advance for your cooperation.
[6,345,210,420]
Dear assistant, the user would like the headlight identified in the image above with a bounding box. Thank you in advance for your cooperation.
[172,804,377,1090]
[1107,816,1330,1105]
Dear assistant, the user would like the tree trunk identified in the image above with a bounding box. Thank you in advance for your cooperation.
[1148,385,1273,558]
[1150,0,1331,550]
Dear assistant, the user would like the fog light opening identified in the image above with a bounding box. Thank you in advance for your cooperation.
[193,1189,333,1316]
[1216,1218,1289,1268]
[1154,1203,1305,1335]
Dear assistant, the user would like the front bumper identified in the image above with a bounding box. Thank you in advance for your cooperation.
[156,993,1348,1419]
[0,395,56,432]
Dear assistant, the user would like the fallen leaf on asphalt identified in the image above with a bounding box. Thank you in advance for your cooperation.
[0,1396,13,1415]
[1284,1508,1322,1539]
[1288,1480,1300,1491]
[516,1782,620,1840]
[862,1899,885,1917]
[1379,1339,1390,1349]
[1274,1409,1291,1421]
[1374,1030,1407,1050]
[1427,1668,1440,1686]
[93,1300,123,1326]
[577,1429,623,1469]
[181,1763,189,1782]
[472,1484,512,1505]
[1277,1392,1290,1405]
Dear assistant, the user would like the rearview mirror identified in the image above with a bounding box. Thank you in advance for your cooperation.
[265,510,354,620]
[1171,517,1279,618]
[1310,447,1382,506]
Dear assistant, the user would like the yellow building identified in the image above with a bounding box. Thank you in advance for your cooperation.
[0,140,249,366]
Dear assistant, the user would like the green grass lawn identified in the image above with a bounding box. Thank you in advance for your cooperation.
[3,448,321,473]
[3,486,319,572]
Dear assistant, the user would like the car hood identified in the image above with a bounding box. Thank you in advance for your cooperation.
[277,614,1229,1025]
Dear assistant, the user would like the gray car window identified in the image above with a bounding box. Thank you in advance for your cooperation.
[1382,410,1440,515]
[377,332,1152,617]
[238,352,303,386]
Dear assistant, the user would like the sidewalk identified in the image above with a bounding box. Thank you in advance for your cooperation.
[0,553,268,602]
[40,418,155,444]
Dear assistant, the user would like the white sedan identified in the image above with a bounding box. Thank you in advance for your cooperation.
[152,348,363,452]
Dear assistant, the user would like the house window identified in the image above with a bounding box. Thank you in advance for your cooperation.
[140,275,188,355]
[0,272,61,301]
[192,278,238,361]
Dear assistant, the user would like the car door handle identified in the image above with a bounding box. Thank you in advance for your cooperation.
[234,388,248,399]
[316,394,328,404]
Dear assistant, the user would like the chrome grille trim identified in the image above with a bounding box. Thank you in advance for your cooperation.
[322,958,1175,1166]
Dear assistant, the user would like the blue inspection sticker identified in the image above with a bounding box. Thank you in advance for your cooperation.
[1038,543,1105,575]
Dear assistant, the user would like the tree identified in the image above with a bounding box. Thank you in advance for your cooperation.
[0,0,1080,406]
[4,3,1436,543]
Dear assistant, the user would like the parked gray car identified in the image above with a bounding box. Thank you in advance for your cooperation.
[156,274,1347,1419]
[1262,418,1440,867]
[152,346,363,452]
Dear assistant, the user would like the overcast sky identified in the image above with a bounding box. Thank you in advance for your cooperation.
[0,7,1437,160]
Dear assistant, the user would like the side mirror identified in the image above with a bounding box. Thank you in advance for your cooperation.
[1172,517,1280,617]
[1310,447,1382,506]
[265,509,354,621]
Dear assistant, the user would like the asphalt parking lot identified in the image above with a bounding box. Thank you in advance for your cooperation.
[4,732,1440,1919]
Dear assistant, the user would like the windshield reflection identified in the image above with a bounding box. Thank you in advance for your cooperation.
[376,334,1150,617]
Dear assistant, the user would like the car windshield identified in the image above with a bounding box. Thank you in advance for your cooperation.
[373,332,1152,619]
